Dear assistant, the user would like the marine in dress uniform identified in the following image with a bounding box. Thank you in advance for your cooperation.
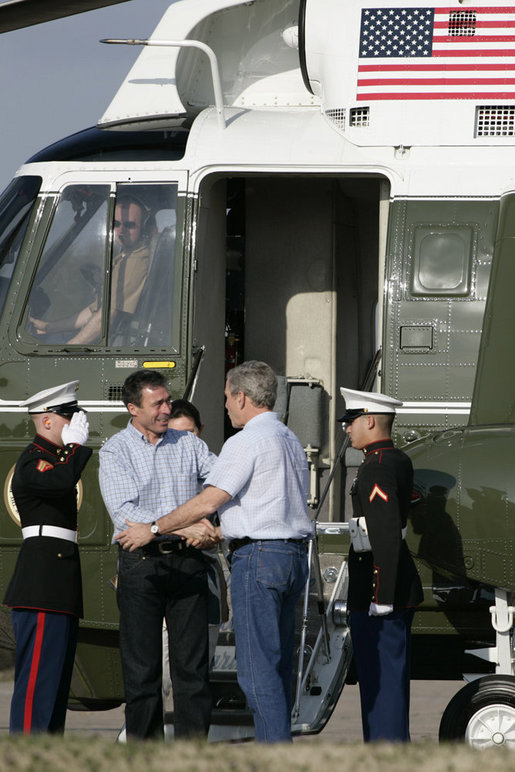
[3,381,92,734]
[341,387,423,742]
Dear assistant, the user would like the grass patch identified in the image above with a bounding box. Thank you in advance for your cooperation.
[0,737,512,771]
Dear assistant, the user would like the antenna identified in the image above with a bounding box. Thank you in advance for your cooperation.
[100,38,226,130]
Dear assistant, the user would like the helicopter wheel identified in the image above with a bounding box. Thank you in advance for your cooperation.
[439,675,515,748]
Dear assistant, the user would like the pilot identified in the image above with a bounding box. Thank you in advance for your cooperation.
[3,381,91,734]
[340,387,423,743]
[29,194,153,344]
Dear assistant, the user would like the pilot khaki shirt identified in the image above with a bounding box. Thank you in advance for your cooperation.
[110,244,150,314]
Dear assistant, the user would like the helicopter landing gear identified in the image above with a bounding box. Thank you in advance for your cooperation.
[439,675,515,748]
[439,588,515,747]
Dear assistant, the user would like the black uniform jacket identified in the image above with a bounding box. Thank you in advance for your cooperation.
[3,434,92,617]
[347,439,423,611]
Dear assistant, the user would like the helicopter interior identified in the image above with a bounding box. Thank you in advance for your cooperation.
[192,173,382,520]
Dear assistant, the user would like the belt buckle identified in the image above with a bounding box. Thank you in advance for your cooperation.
[158,540,184,554]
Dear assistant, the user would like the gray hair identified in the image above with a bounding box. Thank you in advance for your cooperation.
[226,361,277,409]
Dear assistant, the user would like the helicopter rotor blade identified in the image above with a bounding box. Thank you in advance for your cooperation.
[0,0,133,34]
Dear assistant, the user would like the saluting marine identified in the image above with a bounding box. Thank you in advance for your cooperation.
[341,387,423,743]
[3,381,91,734]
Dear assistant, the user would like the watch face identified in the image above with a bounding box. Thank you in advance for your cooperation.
[151,524,159,534]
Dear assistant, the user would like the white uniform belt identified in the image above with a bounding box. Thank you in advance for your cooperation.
[21,525,78,543]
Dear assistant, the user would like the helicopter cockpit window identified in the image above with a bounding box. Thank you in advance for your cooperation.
[107,183,178,347]
[24,185,110,344]
[0,176,41,318]
[22,182,178,348]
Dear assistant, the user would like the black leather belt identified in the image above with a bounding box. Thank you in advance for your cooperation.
[228,537,307,554]
[119,540,191,556]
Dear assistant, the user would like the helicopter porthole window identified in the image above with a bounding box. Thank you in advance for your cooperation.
[411,225,473,297]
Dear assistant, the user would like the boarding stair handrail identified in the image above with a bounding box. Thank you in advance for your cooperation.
[292,348,382,721]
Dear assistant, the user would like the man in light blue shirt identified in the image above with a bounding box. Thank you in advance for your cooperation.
[99,369,216,741]
[116,361,314,742]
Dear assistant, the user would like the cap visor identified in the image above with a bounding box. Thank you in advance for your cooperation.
[51,404,83,417]
[338,409,365,423]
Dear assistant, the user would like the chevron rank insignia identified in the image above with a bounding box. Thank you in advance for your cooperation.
[369,484,388,503]
[36,460,54,473]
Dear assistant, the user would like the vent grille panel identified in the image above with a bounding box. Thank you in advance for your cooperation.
[476,106,515,137]
[448,10,476,36]
[325,107,371,131]
[325,108,346,131]
[350,107,370,127]
[108,385,124,401]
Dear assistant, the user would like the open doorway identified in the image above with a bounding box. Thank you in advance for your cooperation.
[194,173,385,519]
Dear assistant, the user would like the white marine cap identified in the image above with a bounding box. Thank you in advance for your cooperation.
[20,380,82,416]
[339,387,403,423]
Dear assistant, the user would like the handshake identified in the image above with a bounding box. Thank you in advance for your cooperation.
[61,411,89,446]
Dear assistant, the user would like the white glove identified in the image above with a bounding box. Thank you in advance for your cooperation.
[369,602,393,617]
[61,411,89,446]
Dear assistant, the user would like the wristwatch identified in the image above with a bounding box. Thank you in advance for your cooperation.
[150,521,160,536]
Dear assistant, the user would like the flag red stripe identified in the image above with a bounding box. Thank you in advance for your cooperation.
[434,34,515,42]
[433,48,515,56]
[434,20,515,28]
[358,77,515,85]
[436,6,515,12]
[357,91,515,100]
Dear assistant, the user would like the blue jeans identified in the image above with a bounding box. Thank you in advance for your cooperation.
[117,546,211,740]
[230,540,308,742]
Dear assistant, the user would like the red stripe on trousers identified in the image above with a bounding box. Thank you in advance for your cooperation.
[23,611,46,733]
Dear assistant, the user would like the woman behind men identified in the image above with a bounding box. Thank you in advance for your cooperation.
[169,399,204,437]
[162,400,227,720]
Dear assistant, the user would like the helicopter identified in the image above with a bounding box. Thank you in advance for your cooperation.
[0,0,514,748]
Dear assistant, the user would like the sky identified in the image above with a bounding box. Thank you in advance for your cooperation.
[0,0,173,190]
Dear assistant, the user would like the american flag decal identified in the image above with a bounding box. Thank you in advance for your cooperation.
[357,6,515,100]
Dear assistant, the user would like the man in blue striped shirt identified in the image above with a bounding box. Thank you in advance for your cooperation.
[116,361,314,742]
[99,369,217,740]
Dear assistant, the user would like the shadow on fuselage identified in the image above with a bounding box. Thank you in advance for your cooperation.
[410,470,494,638]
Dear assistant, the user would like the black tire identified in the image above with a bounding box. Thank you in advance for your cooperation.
[439,675,515,746]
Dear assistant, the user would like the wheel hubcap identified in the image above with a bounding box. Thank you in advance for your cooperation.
[465,704,515,748]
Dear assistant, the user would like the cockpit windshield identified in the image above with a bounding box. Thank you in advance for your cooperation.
[22,182,179,348]
[0,176,41,317]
